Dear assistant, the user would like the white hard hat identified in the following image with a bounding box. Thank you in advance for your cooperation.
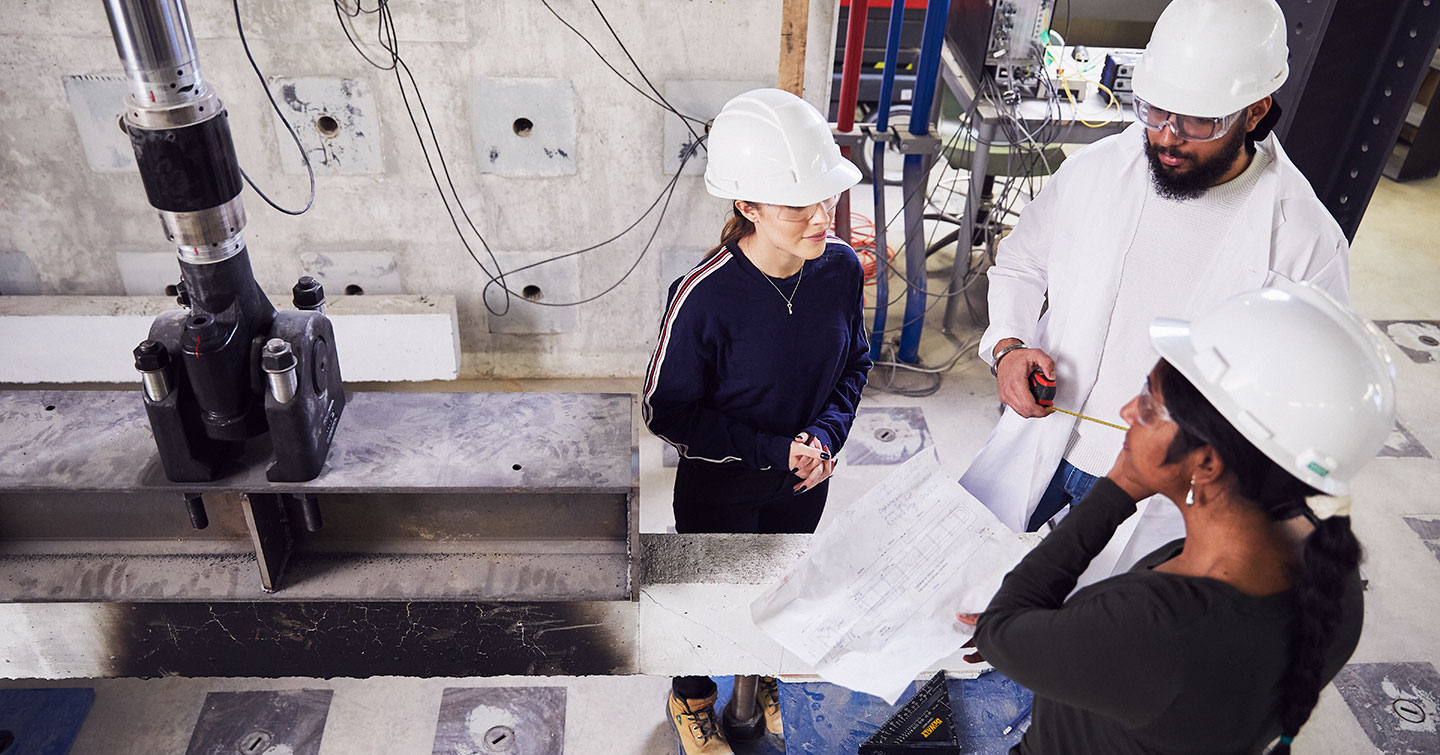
[1150,282,1397,495]
[1132,0,1290,118]
[704,88,861,206]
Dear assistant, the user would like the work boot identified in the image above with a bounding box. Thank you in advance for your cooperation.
[757,675,785,738]
[668,689,733,755]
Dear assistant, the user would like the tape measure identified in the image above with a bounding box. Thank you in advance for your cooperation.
[1028,368,1129,432]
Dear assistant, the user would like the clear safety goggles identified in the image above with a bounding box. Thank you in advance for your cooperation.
[1133,378,1173,428]
[769,195,840,223]
[1133,96,1244,142]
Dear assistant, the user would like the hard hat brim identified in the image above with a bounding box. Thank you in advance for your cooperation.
[706,159,862,207]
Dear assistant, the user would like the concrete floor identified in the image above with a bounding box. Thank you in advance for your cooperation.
[4,174,1440,754]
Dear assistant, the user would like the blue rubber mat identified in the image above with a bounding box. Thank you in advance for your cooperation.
[0,688,96,755]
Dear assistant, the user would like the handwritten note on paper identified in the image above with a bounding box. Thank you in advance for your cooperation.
[750,447,1034,703]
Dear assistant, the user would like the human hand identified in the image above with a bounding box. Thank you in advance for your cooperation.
[956,613,985,663]
[793,440,834,494]
[994,342,1056,419]
[789,432,826,480]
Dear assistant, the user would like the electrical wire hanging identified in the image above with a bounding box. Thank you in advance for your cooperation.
[332,0,709,315]
[233,0,317,216]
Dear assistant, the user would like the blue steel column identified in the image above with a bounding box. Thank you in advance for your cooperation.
[897,0,951,363]
[868,0,907,361]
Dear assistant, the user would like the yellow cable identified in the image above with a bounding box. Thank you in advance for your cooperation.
[1058,67,1120,128]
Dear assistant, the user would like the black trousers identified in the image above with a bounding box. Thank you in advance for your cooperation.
[671,457,829,699]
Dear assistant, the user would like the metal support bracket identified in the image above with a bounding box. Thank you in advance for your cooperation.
[242,492,293,592]
[860,124,943,155]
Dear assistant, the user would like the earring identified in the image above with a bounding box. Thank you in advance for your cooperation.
[1184,480,1197,506]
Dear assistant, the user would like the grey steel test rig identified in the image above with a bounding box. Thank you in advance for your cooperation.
[107,0,345,489]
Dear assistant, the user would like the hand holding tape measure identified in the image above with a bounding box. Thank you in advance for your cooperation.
[1028,368,1128,431]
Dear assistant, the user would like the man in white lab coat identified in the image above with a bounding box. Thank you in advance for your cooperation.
[960,0,1348,579]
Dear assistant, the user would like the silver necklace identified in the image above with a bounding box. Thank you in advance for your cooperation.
[761,263,803,315]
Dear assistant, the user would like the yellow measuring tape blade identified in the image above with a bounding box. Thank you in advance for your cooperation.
[1053,407,1129,432]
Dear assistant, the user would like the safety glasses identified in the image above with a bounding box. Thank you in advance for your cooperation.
[1133,96,1244,142]
[1133,378,1173,428]
[769,195,840,223]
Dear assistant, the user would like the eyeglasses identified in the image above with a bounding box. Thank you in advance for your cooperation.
[769,195,840,223]
[1133,378,1173,427]
[1133,96,1244,142]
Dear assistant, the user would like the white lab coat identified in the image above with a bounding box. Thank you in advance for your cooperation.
[961,123,1349,580]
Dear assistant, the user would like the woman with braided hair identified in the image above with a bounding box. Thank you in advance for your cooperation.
[958,282,1396,754]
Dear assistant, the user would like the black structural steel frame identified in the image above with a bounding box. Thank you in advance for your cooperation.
[1275,0,1440,242]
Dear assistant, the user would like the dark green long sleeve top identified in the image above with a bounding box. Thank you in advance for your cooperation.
[975,478,1364,754]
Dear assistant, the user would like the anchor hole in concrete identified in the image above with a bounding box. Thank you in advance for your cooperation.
[513,117,533,137]
[44,405,55,411]
[512,464,522,471]
[345,284,365,296]
[316,114,341,138]
[237,729,273,754]
[1393,698,1426,723]
[522,285,543,301]
[483,724,516,752]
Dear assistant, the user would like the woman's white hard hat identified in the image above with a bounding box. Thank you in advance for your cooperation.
[1150,281,1397,495]
[704,88,861,207]
[1131,0,1290,118]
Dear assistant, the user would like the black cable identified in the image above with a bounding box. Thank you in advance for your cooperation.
[233,0,316,215]
[333,0,705,315]
[539,0,708,138]
[585,0,705,147]
[481,138,698,307]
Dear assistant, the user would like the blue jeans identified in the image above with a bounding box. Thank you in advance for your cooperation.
[1026,459,1099,532]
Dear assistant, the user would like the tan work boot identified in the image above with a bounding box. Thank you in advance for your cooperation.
[757,676,784,737]
[668,689,734,755]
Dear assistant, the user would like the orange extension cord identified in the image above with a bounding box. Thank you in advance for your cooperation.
[834,211,898,282]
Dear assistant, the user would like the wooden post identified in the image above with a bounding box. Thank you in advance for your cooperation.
[778,0,810,96]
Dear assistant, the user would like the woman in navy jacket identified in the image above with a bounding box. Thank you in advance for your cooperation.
[643,88,871,755]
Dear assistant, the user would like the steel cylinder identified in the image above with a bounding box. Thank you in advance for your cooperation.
[103,0,203,106]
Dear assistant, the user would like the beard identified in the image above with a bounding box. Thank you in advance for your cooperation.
[1144,124,1247,201]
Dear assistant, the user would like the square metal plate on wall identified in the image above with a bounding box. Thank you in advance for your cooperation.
[431,686,566,755]
[481,252,578,334]
[116,251,181,296]
[0,251,43,295]
[184,689,333,755]
[1375,320,1440,364]
[661,80,767,176]
[1332,662,1440,753]
[268,77,383,176]
[471,78,576,177]
[62,74,136,173]
[298,251,404,296]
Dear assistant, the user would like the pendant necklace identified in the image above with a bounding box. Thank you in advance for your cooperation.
[761,263,803,315]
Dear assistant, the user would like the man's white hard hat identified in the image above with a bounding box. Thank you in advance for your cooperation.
[1131,0,1290,118]
[1150,282,1397,495]
[704,88,861,206]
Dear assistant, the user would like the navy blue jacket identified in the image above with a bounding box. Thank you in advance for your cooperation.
[642,238,872,469]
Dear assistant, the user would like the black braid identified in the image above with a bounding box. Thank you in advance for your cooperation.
[1271,515,1363,753]
[1155,360,1363,751]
